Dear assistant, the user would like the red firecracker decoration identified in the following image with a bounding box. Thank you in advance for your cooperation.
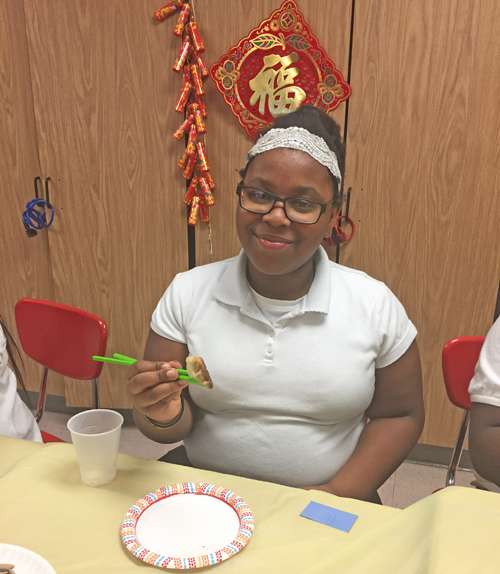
[155,0,215,225]
[154,1,184,22]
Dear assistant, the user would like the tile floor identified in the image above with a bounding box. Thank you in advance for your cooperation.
[39,410,476,509]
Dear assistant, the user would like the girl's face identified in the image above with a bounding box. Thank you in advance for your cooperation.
[236,147,339,284]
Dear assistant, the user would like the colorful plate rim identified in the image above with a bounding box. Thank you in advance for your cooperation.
[121,482,254,569]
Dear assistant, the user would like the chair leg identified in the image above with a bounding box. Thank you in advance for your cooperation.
[92,378,100,409]
[446,410,470,487]
[35,367,49,423]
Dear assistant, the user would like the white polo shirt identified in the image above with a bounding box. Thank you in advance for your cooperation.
[151,247,417,487]
[469,316,500,407]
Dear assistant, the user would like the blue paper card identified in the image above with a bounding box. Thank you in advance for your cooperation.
[300,501,358,532]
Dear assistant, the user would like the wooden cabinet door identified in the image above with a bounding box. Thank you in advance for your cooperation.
[23,0,189,407]
[193,0,353,265]
[345,0,500,447]
[0,0,64,396]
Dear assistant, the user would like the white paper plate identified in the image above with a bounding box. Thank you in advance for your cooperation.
[0,544,55,574]
[121,482,254,569]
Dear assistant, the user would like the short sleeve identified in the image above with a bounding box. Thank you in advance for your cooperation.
[374,286,417,369]
[469,317,500,407]
[151,274,189,344]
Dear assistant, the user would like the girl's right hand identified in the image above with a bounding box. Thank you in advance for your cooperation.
[126,360,189,424]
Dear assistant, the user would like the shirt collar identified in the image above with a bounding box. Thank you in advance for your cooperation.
[304,246,332,314]
[213,246,332,315]
[213,250,250,308]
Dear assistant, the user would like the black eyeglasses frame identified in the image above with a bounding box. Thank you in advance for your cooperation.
[236,185,335,225]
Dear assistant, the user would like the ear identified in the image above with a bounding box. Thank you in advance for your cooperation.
[325,205,341,238]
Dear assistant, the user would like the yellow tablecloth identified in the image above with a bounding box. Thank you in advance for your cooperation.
[1,435,499,573]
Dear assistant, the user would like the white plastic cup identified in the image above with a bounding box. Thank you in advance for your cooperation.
[67,409,124,486]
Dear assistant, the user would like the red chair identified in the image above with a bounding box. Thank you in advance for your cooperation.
[441,336,485,487]
[15,299,107,443]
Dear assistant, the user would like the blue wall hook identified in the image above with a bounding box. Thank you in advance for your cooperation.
[22,176,55,238]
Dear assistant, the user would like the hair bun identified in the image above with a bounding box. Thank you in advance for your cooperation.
[269,105,345,180]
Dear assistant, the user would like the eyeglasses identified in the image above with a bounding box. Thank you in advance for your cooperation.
[236,185,334,224]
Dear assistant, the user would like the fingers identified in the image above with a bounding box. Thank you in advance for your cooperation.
[128,361,179,392]
[136,379,184,409]
[128,360,173,377]
[126,360,189,416]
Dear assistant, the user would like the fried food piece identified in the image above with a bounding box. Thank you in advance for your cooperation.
[186,356,213,389]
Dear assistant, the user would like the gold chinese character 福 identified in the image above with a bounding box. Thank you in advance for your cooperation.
[249,52,306,118]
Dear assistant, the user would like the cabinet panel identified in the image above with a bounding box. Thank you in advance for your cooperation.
[346,0,500,446]
[193,0,353,265]
[0,0,63,396]
[23,0,189,407]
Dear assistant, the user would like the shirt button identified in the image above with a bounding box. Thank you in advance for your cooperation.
[267,347,272,354]
[269,331,274,337]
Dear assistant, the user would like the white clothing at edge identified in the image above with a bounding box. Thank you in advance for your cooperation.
[0,327,42,442]
[469,316,500,407]
[151,246,417,487]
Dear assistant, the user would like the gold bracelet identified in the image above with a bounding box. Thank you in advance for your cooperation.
[144,396,185,429]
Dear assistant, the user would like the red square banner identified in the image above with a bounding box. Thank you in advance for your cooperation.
[210,0,351,140]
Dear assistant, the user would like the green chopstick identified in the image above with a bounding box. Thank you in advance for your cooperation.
[113,353,136,364]
[92,354,202,386]
[92,356,131,366]
[113,354,189,375]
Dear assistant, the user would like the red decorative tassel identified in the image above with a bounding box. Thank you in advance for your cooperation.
[175,80,192,113]
[199,177,215,206]
[178,151,189,169]
[183,64,192,84]
[154,1,183,21]
[196,141,210,172]
[196,53,209,77]
[188,195,200,225]
[173,115,193,140]
[183,177,198,205]
[172,37,191,72]
[201,170,215,189]
[191,63,205,96]
[187,21,205,54]
[169,5,212,223]
[199,196,210,222]
[195,95,207,117]
[186,124,197,155]
[173,3,190,36]
[190,103,206,134]
[183,154,197,179]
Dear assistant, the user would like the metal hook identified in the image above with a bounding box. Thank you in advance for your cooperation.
[34,176,42,199]
[345,187,352,219]
[44,177,51,206]
[335,187,353,264]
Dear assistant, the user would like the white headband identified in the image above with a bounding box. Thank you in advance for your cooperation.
[246,126,342,191]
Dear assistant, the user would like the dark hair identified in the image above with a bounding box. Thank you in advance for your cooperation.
[240,105,346,203]
[0,315,30,406]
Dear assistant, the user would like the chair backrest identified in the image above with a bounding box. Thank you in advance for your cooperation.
[442,336,485,410]
[15,299,107,380]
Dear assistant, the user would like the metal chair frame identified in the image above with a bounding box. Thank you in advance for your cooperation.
[446,409,470,487]
[34,366,100,423]
[442,336,485,487]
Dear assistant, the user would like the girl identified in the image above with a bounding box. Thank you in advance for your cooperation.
[126,106,424,502]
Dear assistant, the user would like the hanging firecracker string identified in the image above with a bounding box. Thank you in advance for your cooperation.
[154,0,214,228]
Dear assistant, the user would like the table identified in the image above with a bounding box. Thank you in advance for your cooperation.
[1,436,499,573]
